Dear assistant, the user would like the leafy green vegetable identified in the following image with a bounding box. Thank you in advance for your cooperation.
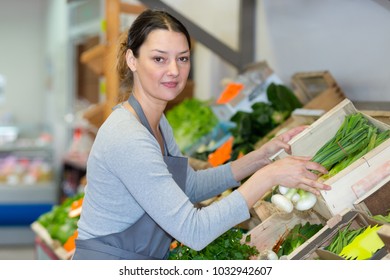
[275,222,323,257]
[266,82,302,113]
[371,210,390,223]
[227,83,301,161]
[166,98,218,153]
[37,193,84,245]
[168,228,259,260]
[324,223,365,255]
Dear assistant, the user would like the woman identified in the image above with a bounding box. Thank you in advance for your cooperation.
[72,9,330,260]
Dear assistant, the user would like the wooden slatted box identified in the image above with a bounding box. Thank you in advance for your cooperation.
[271,99,390,220]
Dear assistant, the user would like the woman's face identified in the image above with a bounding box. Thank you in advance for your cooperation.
[127,29,191,104]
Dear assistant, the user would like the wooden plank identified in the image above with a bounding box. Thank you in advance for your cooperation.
[353,171,390,216]
[362,110,390,125]
[80,44,107,76]
[378,224,390,253]
[243,211,324,258]
[104,0,121,119]
[120,3,146,14]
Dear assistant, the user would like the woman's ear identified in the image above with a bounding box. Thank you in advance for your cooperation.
[126,49,136,72]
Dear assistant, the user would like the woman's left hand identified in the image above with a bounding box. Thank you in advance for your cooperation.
[231,125,308,182]
[259,125,307,159]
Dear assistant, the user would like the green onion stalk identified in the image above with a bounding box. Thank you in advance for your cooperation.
[311,113,390,179]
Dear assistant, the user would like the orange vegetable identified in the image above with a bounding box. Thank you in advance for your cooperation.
[208,136,233,167]
[63,230,78,252]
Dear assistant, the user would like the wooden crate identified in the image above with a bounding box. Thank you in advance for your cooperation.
[272,99,390,220]
[291,70,344,105]
[289,210,388,260]
[362,110,390,125]
[243,210,324,258]
[378,224,390,254]
[31,222,73,260]
[353,165,390,217]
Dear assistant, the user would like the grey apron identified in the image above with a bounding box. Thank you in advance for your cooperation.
[72,95,188,260]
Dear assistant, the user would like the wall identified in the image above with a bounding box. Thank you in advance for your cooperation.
[44,0,72,167]
[257,0,390,103]
[0,0,47,125]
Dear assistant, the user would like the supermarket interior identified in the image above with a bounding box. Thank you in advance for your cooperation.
[0,0,390,261]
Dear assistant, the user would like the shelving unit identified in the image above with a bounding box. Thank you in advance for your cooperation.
[0,128,57,245]
[80,0,147,124]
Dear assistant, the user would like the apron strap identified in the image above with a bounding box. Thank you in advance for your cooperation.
[128,95,170,156]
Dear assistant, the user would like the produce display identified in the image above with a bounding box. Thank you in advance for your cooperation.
[0,155,53,184]
[168,228,259,260]
[29,83,389,260]
[227,83,302,161]
[36,192,83,251]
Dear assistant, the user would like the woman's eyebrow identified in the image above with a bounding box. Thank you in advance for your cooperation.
[151,49,190,54]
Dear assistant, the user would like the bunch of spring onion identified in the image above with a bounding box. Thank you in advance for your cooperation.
[311,113,390,180]
[271,186,318,213]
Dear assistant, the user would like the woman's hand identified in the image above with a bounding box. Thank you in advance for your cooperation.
[230,126,307,182]
[259,125,307,158]
[237,155,331,208]
[262,156,330,195]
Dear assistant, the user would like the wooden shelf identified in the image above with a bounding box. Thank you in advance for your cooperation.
[120,3,146,14]
[80,44,107,76]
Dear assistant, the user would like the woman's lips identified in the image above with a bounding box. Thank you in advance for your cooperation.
[162,81,178,88]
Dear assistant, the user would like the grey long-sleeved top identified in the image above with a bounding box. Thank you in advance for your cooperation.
[76,105,250,250]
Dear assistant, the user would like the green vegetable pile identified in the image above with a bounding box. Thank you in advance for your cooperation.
[312,113,389,180]
[228,83,302,160]
[274,222,323,258]
[324,223,365,255]
[166,98,218,153]
[371,211,390,223]
[37,193,83,245]
[168,228,259,260]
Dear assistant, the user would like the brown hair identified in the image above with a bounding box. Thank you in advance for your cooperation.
[117,9,191,102]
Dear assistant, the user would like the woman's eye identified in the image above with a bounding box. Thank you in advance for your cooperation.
[154,57,165,63]
[178,56,189,63]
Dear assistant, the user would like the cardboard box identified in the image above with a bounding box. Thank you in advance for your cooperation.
[272,99,390,220]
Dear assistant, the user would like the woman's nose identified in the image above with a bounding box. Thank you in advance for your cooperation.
[167,61,179,76]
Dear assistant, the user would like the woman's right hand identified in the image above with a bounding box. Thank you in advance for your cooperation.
[260,156,331,195]
[237,155,331,208]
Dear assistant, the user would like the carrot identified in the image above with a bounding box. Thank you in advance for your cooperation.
[63,230,78,252]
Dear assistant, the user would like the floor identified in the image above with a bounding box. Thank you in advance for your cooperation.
[0,245,36,260]
[0,227,37,260]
